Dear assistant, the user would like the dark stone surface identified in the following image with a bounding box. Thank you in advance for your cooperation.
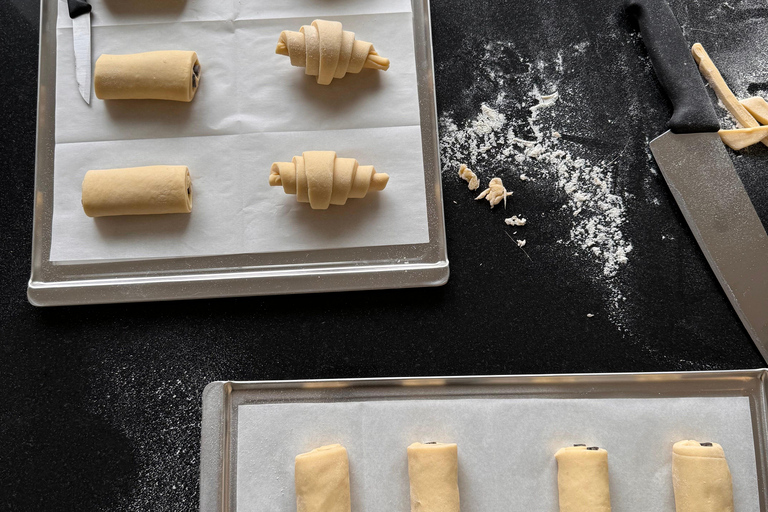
[1,0,766,509]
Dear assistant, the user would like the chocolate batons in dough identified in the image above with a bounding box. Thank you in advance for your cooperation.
[270,151,388,209]
[672,441,734,512]
[555,445,611,512]
[94,51,201,101]
[82,165,192,217]
[294,444,351,512]
[276,20,389,85]
[407,442,460,512]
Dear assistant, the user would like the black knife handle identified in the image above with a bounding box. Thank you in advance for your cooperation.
[67,0,91,19]
[625,0,720,133]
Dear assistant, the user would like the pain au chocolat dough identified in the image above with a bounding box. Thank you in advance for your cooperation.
[407,442,460,512]
[294,444,351,512]
[82,165,192,217]
[672,441,734,512]
[94,51,201,101]
[270,151,388,209]
[276,20,389,85]
[555,445,611,512]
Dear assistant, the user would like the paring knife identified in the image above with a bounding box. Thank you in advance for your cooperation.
[68,0,92,104]
[626,0,768,359]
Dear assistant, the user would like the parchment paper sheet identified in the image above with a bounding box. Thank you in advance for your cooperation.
[51,0,428,262]
[235,397,759,512]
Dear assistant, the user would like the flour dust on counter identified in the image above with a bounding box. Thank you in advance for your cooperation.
[439,41,635,329]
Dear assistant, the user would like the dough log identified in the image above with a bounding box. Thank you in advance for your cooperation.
[555,445,611,512]
[294,444,351,512]
[95,51,201,101]
[276,20,390,85]
[82,165,192,217]
[270,151,388,209]
[741,96,768,125]
[672,440,734,512]
[407,442,460,512]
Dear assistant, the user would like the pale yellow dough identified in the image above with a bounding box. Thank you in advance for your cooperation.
[94,51,201,101]
[407,442,460,512]
[555,445,611,512]
[458,164,479,191]
[276,20,390,85]
[294,444,351,512]
[741,96,768,125]
[475,177,512,208]
[719,126,768,150]
[82,165,192,218]
[270,151,389,209]
[672,440,734,512]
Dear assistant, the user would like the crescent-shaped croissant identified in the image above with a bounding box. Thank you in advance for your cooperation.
[269,151,389,209]
[275,20,390,85]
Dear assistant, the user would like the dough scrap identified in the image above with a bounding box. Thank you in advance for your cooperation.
[741,96,768,125]
[270,151,388,209]
[476,177,512,208]
[276,20,389,85]
[555,445,611,512]
[94,51,200,102]
[81,165,192,217]
[672,440,734,512]
[719,126,768,150]
[505,215,527,226]
[458,164,479,190]
[295,444,351,512]
[407,442,460,512]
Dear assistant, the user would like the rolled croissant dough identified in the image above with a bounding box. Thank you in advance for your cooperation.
[294,444,351,512]
[94,51,201,102]
[672,440,734,512]
[407,442,460,512]
[81,165,192,217]
[555,445,611,512]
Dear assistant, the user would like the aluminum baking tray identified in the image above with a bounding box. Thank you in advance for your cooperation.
[28,0,448,306]
[200,370,768,512]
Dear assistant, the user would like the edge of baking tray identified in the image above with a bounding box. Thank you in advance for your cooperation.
[199,369,768,512]
[28,0,449,306]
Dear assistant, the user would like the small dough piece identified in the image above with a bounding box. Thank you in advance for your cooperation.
[276,20,390,85]
[555,445,611,512]
[270,151,388,209]
[458,164,479,191]
[295,444,350,512]
[475,177,512,208]
[691,43,768,147]
[741,96,768,125]
[407,442,460,512]
[94,51,201,101]
[672,440,734,512]
[719,126,768,150]
[81,165,192,217]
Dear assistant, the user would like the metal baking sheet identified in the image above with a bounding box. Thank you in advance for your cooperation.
[200,371,768,511]
[28,0,447,306]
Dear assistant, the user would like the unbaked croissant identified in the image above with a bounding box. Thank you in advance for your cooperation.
[269,151,389,209]
[275,20,390,85]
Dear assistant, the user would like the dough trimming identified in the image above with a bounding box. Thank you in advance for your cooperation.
[94,51,201,102]
[555,445,611,512]
[270,151,389,209]
[81,165,192,218]
[407,442,460,512]
[295,444,351,512]
[672,440,734,512]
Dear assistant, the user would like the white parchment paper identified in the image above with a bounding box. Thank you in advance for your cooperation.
[51,0,429,262]
[235,397,759,512]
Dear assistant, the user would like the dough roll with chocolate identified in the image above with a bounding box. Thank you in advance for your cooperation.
[94,51,201,101]
[672,440,734,512]
[82,165,192,217]
[294,444,351,512]
[407,442,460,512]
[555,445,611,512]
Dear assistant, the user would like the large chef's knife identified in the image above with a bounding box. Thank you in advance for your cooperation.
[626,0,768,359]
[68,0,92,104]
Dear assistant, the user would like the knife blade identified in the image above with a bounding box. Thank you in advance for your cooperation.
[626,0,768,358]
[68,0,92,104]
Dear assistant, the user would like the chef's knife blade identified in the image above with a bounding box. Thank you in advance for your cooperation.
[68,0,92,104]
[627,0,768,358]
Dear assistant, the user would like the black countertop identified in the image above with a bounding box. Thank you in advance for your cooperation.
[2,0,767,509]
